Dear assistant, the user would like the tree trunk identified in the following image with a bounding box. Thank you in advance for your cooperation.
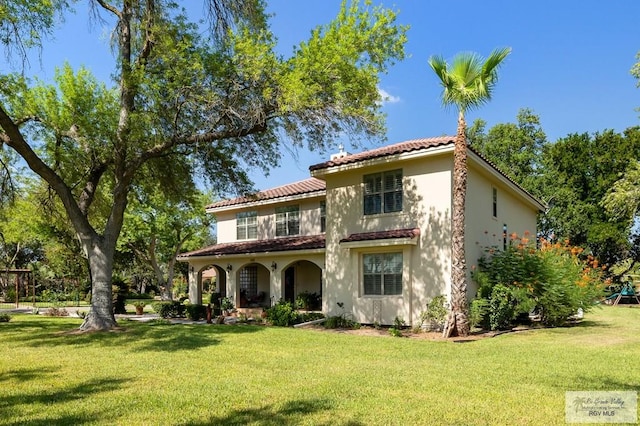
[79,239,117,331]
[445,110,471,337]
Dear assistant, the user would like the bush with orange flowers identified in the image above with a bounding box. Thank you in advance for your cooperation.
[472,236,605,329]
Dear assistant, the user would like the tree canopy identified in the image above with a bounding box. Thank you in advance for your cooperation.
[0,0,408,330]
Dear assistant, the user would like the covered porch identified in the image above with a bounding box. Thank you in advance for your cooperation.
[178,235,325,312]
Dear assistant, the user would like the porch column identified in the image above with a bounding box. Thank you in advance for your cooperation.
[188,264,202,305]
[270,268,281,304]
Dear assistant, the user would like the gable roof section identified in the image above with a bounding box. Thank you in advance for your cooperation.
[310,136,546,212]
[178,234,326,258]
[206,177,326,211]
[309,136,454,172]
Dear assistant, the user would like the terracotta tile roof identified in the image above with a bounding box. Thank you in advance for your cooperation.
[340,228,420,243]
[179,234,326,258]
[207,177,326,210]
[309,136,455,171]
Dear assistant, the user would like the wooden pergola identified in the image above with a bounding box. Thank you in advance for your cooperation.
[1,269,33,308]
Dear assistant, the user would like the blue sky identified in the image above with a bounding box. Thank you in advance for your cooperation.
[9,0,640,192]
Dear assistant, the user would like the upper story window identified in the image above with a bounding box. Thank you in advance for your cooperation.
[363,169,403,215]
[236,211,257,240]
[320,201,326,233]
[276,205,300,236]
[492,187,498,218]
[363,252,403,296]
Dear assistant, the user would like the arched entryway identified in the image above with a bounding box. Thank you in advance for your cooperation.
[236,263,270,308]
[281,260,322,310]
[196,264,226,304]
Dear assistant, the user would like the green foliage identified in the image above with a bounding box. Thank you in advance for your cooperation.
[473,237,605,329]
[112,276,129,315]
[151,301,186,319]
[469,298,490,329]
[265,300,300,327]
[185,304,207,321]
[428,48,511,114]
[295,291,321,311]
[323,314,361,330]
[419,295,448,331]
[488,284,516,331]
[0,313,11,322]
[388,316,405,337]
[467,108,547,198]
[220,297,234,311]
[1,0,407,330]
[299,312,325,323]
[540,127,640,268]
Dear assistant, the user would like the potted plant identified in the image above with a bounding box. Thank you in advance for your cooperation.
[220,297,234,315]
[133,301,146,315]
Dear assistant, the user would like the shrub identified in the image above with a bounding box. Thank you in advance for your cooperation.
[388,316,406,337]
[43,307,69,317]
[152,301,186,318]
[469,298,490,329]
[265,300,300,326]
[185,304,207,321]
[419,295,448,331]
[112,276,129,314]
[295,291,322,311]
[323,315,360,329]
[473,234,605,328]
[220,297,234,312]
[0,313,11,322]
[299,312,325,323]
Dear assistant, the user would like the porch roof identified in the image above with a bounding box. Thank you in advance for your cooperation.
[340,228,420,243]
[179,234,326,258]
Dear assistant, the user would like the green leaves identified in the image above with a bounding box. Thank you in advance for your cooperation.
[428,47,511,114]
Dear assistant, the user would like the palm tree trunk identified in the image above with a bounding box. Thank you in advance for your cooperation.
[445,110,471,337]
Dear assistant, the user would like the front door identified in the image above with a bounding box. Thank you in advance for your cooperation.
[284,267,295,304]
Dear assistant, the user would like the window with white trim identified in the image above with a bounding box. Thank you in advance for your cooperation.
[275,205,300,236]
[363,252,403,295]
[363,169,403,215]
[236,211,257,240]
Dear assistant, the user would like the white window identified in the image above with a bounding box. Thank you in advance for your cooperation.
[363,252,403,295]
[320,201,326,233]
[276,205,300,236]
[236,211,257,240]
[363,169,403,215]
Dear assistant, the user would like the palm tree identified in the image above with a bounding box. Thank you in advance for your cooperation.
[428,48,511,337]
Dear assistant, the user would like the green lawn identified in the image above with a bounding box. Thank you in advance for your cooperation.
[1,306,639,425]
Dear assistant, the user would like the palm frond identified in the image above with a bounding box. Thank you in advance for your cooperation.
[428,48,511,114]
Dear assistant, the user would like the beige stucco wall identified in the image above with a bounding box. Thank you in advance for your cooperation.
[322,152,454,326]
[465,160,540,298]
[320,150,541,326]
[213,196,324,244]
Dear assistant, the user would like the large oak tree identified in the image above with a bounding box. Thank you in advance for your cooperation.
[0,0,407,330]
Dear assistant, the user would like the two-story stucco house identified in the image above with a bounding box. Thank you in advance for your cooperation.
[178,136,545,326]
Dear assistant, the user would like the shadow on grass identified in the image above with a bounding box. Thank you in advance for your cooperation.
[4,315,265,353]
[0,376,125,425]
[182,398,363,426]
[0,366,58,383]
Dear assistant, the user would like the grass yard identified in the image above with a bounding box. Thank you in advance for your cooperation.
[1,306,639,425]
